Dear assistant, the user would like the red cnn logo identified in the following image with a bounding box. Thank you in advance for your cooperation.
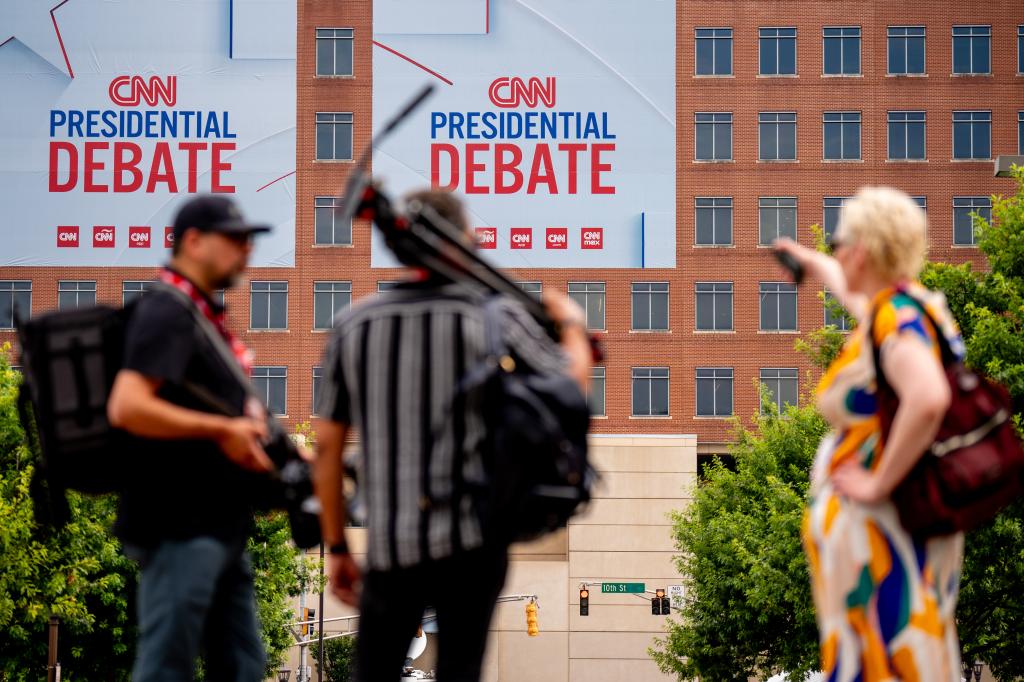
[581,227,603,250]
[475,227,497,249]
[488,77,556,109]
[108,75,177,107]
[57,225,79,248]
[93,226,116,248]
[545,227,567,249]
[129,226,151,248]
[164,227,175,249]
[510,227,533,249]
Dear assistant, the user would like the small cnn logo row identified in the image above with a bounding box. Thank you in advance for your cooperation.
[475,227,603,250]
[57,226,175,249]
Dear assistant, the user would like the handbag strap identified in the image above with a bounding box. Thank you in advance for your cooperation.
[868,288,956,393]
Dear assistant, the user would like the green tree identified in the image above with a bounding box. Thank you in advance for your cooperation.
[650,399,827,682]
[311,635,357,682]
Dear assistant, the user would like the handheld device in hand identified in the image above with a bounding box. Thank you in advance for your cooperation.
[773,249,804,285]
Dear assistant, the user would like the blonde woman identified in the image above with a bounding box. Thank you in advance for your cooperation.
[775,187,966,682]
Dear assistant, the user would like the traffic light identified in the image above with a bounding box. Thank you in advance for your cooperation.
[579,588,589,617]
[301,607,316,636]
[652,589,670,616]
[661,593,671,616]
[525,600,539,636]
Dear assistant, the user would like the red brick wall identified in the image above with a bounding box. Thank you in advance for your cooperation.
[2,1,1021,448]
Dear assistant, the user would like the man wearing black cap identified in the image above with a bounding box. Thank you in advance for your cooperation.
[107,195,274,681]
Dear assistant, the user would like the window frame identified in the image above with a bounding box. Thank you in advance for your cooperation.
[758,112,797,161]
[695,27,733,76]
[631,366,670,417]
[758,197,798,244]
[887,110,927,161]
[822,197,849,242]
[57,280,96,311]
[887,26,926,75]
[823,290,852,332]
[315,112,354,161]
[759,281,799,332]
[696,367,733,418]
[314,196,352,246]
[952,196,992,246]
[0,280,31,329]
[1018,26,1024,75]
[121,280,153,306]
[567,282,606,331]
[822,26,862,76]
[312,365,323,415]
[250,280,289,330]
[1018,111,1023,156]
[952,25,991,75]
[631,282,670,332]
[694,112,733,161]
[952,110,992,161]
[822,111,862,161]
[760,368,799,414]
[759,27,798,76]
[315,27,355,77]
[695,281,734,332]
[518,281,543,301]
[251,366,288,416]
[588,366,606,417]
[694,197,733,246]
[313,281,352,331]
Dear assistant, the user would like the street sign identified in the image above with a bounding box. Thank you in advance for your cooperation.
[668,585,684,610]
[601,582,645,594]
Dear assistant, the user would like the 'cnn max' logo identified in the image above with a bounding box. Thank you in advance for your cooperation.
[93,226,115,248]
[108,75,177,107]
[475,227,497,249]
[488,77,555,109]
[129,226,151,248]
[581,227,603,250]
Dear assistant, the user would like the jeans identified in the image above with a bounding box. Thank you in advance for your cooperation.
[355,544,509,682]
[128,537,266,681]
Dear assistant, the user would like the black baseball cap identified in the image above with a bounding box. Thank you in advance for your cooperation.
[172,195,272,242]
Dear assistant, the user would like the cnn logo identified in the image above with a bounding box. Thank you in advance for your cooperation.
[57,225,79,248]
[129,226,151,248]
[581,228,603,250]
[546,228,567,250]
[164,227,175,249]
[475,227,497,249]
[108,75,177,107]
[488,77,556,109]
[93,226,116,248]
[510,228,533,249]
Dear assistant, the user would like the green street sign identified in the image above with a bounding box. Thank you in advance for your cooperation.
[601,582,645,594]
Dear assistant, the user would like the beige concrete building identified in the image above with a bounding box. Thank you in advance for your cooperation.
[287,435,695,681]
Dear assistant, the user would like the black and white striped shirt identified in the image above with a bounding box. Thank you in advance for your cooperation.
[318,281,567,571]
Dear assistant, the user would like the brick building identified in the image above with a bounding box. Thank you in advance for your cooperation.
[2,2,1022,680]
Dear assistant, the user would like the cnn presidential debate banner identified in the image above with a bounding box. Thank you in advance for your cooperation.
[372,0,676,268]
[0,0,296,267]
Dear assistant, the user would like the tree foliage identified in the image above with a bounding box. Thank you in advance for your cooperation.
[311,635,357,682]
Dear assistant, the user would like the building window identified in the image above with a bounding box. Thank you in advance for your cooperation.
[315,112,353,161]
[760,368,798,413]
[823,112,861,160]
[759,282,798,331]
[759,197,797,244]
[822,197,848,242]
[888,111,926,160]
[952,26,990,75]
[312,366,322,415]
[588,366,606,417]
[315,196,352,245]
[695,112,732,161]
[313,281,352,330]
[252,366,287,416]
[953,197,992,246]
[759,27,797,76]
[695,28,732,76]
[695,282,733,331]
[631,282,669,331]
[823,26,861,75]
[518,281,542,300]
[250,281,288,330]
[58,280,96,311]
[759,112,797,161]
[1018,112,1023,155]
[213,289,226,307]
[824,291,852,331]
[0,281,31,328]
[1019,26,1023,74]
[632,367,669,417]
[952,111,991,160]
[888,26,925,75]
[122,281,153,306]
[913,196,927,212]
[568,282,606,331]
[316,28,354,77]
[696,367,733,417]
[695,197,733,246]
[377,281,399,293]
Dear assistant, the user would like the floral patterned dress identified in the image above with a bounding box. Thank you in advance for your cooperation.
[802,283,966,682]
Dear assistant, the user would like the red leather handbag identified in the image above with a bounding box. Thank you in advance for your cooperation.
[871,295,1024,538]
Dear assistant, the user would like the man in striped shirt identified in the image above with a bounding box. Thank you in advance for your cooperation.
[314,190,591,681]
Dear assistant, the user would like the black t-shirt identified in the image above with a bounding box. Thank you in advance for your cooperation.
[115,287,254,546]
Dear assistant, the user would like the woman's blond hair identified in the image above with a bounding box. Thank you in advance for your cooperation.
[838,186,928,281]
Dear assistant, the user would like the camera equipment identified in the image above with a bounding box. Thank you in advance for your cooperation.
[773,248,805,285]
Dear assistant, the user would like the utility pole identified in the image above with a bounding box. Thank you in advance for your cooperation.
[318,542,325,682]
[298,592,307,682]
[46,616,59,682]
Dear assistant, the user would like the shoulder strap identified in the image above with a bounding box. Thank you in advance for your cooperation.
[869,290,955,392]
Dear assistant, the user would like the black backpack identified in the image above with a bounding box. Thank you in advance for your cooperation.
[455,297,595,544]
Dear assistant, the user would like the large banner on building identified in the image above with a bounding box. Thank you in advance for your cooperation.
[372,0,676,269]
[0,0,296,267]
